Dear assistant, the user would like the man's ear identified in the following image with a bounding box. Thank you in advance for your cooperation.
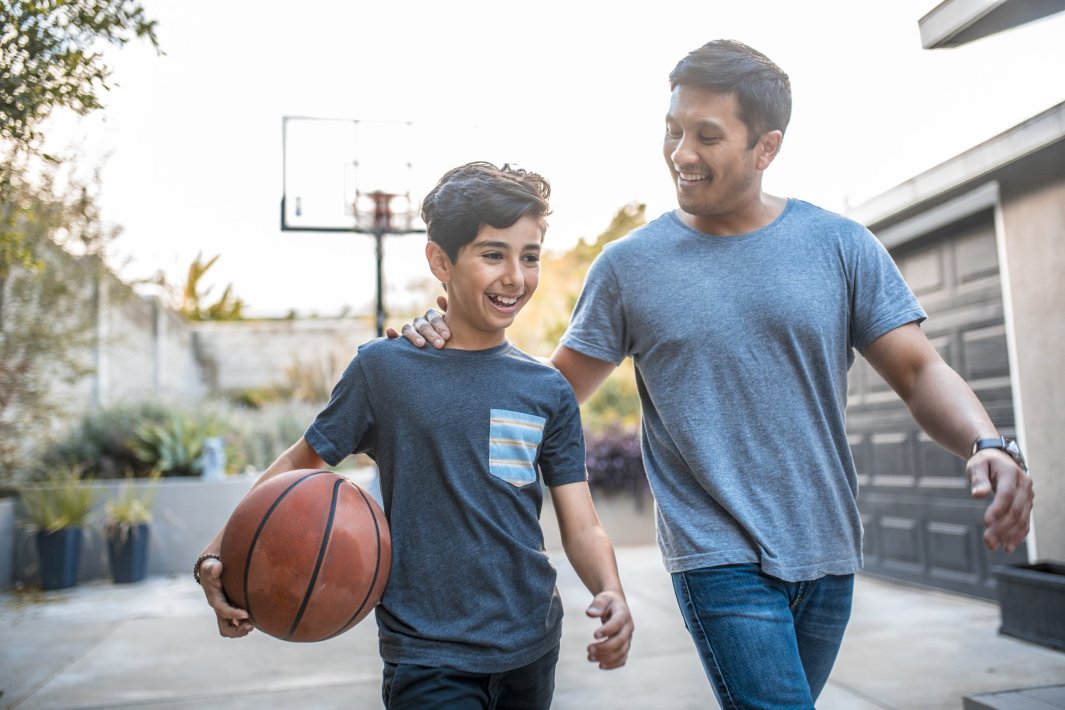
[426,241,452,284]
[755,130,783,171]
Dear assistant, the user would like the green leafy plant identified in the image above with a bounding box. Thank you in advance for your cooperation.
[18,468,97,533]
[104,472,158,530]
[129,413,221,477]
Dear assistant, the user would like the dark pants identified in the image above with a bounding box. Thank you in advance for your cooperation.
[382,645,560,710]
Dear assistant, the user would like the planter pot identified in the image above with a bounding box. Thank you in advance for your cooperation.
[992,561,1065,651]
[36,528,82,590]
[107,523,150,584]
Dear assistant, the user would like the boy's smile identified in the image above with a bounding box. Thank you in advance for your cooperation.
[427,214,543,350]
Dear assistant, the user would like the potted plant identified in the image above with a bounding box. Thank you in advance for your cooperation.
[103,473,158,584]
[18,469,96,590]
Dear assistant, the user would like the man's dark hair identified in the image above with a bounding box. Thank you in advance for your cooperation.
[421,161,551,263]
[669,39,792,148]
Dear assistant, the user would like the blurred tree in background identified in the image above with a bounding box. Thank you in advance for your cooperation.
[178,252,246,321]
[0,0,158,483]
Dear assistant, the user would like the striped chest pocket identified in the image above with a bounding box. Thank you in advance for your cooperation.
[488,409,546,487]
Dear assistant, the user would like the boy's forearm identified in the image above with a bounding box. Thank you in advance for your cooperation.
[562,524,626,598]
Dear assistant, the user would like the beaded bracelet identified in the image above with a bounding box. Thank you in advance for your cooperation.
[193,553,221,585]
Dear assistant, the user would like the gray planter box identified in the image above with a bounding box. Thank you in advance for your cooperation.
[992,561,1065,651]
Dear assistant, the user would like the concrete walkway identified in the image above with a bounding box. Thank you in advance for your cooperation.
[2,545,1064,709]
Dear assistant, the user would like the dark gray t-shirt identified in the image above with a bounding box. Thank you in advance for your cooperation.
[561,200,926,581]
[305,338,587,672]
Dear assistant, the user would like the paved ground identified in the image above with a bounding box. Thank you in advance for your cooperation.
[2,545,1064,709]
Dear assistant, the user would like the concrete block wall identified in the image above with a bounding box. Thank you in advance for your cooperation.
[191,318,375,393]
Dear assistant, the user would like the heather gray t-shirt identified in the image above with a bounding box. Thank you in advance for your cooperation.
[561,200,926,581]
[305,338,587,673]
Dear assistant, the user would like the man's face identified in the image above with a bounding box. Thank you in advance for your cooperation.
[662,86,764,222]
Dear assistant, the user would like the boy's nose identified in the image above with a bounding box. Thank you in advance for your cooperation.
[501,259,520,286]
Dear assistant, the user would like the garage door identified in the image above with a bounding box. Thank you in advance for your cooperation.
[847,210,1027,599]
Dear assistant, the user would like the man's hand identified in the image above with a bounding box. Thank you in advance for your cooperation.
[585,590,633,670]
[967,449,1033,553]
[198,557,254,638]
[385,296,450,349]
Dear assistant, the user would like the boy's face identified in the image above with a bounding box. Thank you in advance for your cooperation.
[428,214,543,349]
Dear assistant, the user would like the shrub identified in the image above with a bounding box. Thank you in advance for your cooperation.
[584,427,649,502]
[18,467,97,533]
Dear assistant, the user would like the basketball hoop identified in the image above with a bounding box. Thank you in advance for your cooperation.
[281,117,425,337]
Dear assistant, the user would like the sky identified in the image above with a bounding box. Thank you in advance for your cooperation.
[49,0,1065,318]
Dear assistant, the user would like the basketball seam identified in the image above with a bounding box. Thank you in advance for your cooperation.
[241,470,329,629]
[324,482,384,640]
[285,476,341,640]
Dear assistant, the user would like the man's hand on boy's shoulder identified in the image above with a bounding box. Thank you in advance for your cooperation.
[585,590,634,670]
[386,296,450,349]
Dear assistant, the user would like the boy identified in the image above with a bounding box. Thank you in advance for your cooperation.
[196,161,634,709]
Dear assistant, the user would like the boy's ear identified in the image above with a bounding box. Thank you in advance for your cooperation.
[425,241,452,284]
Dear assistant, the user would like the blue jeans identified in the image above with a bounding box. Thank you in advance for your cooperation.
[672,564,854,709]
[381,644,559,710]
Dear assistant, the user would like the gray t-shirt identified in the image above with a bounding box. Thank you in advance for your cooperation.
[305,338,587,673]
[561,200,926,581]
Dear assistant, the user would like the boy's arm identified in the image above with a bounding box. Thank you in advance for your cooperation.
[550,481,634,670]
[197,437,328,638]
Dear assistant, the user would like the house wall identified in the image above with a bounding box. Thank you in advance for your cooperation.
[999,175,1065,561]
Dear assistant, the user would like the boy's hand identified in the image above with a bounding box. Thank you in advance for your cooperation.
[386,296,450,349]
[585,590,633,670]
[198,556,254,638]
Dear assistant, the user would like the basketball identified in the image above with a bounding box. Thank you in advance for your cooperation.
[219,469,391,642]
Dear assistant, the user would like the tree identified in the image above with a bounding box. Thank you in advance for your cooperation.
[1,0,159,269]
[0,0,158,482]
[178,252,246,321]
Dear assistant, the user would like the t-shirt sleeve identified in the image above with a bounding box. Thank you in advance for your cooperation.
[560,251,629,365]
[304,355,376,466]
[850,227,927,353]
[537,378,588,487]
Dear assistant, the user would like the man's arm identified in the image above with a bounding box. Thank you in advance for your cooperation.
[549,345,618,405]
[550,481,633,670]
[863,323,1033,552]
[197,437,328,637]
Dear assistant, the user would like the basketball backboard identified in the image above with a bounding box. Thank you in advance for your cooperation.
[280,117,424,233]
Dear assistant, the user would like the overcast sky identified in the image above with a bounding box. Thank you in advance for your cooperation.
[51,0,1065,318]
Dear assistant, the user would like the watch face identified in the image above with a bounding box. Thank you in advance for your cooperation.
[1006,440,1028,471]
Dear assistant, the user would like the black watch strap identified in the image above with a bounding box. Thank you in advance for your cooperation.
[972,436,1028,472]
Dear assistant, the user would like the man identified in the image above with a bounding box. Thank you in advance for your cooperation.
[396,40,1033,707]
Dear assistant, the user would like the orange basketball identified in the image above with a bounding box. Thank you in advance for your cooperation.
[220,469,391,642]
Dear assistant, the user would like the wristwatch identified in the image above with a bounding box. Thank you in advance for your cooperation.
[971,436,1028,472]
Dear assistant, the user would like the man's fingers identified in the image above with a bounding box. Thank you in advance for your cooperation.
[416,309,447,349]
[399,323,426,347]
[436,295,448,311]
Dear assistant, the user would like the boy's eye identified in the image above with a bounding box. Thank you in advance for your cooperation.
[482,251,503,260]
[522,253,540,264]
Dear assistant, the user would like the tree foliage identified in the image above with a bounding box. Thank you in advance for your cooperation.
[178,251,246,321]
[0,0,158,483]
[0,0,159,152]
